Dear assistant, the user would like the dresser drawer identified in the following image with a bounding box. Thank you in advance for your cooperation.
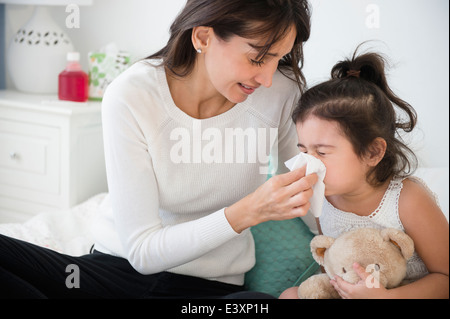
[0,119,60,196]
[0,90,106,220]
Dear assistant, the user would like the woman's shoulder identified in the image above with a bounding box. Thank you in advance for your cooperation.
[102,59,167,114]
[105,59,162,96]
[101,59,170,134]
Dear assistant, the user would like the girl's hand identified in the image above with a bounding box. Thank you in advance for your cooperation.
[330,263,389,299]
[225,166,318,233]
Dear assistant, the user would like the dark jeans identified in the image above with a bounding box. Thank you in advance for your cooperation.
[0,234,273,299]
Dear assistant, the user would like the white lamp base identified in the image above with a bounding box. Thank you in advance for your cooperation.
[7,6,74,94]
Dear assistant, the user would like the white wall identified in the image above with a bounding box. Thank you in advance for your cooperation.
[302,0,449,168]
[4,0,449,167]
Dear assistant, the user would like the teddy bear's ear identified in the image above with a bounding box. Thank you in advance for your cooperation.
[381,228,414,260]
[310,235,335,265]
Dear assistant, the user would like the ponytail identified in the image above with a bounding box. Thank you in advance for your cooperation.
[330,44,417,132]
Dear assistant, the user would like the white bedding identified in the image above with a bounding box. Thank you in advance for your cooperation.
[0,167,448,257]
[0,193,106,256]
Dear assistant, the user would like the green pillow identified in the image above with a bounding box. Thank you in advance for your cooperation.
[244,218,319,297]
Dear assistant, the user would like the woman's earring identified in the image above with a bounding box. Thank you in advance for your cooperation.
[196,48,202,54]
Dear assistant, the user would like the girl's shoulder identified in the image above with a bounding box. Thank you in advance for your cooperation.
[398,177,445,229]
[400,177,439,206]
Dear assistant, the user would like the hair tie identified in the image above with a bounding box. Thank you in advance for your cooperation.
[346,70,361,78]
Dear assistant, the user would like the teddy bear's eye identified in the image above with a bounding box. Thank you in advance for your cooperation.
[342,267,346,273]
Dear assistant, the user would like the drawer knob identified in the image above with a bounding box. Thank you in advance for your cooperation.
[9,152,19,160]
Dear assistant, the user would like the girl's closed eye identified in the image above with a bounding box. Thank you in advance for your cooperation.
[316,151,326,156]
[296,143,327,157]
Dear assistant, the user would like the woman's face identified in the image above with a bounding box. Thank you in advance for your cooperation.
[202,26,297,104]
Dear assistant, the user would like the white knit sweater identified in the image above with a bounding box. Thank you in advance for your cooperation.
[92,59,300,285]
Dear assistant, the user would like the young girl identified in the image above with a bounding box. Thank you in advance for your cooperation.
[281,47,449,298]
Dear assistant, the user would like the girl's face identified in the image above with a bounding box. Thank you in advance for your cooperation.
[296,115,371,197]
[203,26,297,104]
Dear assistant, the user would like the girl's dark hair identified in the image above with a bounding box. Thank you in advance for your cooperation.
[292,44,418,186]
[147,0,311,92]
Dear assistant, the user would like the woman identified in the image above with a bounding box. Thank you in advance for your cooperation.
[0,0,316,298]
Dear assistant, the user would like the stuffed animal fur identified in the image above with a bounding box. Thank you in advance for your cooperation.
[298,228,414,299]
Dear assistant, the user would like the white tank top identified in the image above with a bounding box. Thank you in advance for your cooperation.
[319,177,430,281]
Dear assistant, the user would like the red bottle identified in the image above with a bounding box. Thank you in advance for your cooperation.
[58,52,89,102]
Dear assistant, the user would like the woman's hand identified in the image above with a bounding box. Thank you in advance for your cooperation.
[225,165,318,233]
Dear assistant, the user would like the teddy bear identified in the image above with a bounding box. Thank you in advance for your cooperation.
[298,227,414,299]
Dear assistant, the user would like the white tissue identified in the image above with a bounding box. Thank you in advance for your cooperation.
[285,153,326,218]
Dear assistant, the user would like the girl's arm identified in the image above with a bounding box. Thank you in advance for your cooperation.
[389,178,449,298]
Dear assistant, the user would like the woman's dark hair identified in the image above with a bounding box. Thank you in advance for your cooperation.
[147,0,311,92]
[292,44,418,185]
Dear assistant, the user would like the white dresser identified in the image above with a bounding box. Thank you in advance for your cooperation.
[0,90,107,223]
